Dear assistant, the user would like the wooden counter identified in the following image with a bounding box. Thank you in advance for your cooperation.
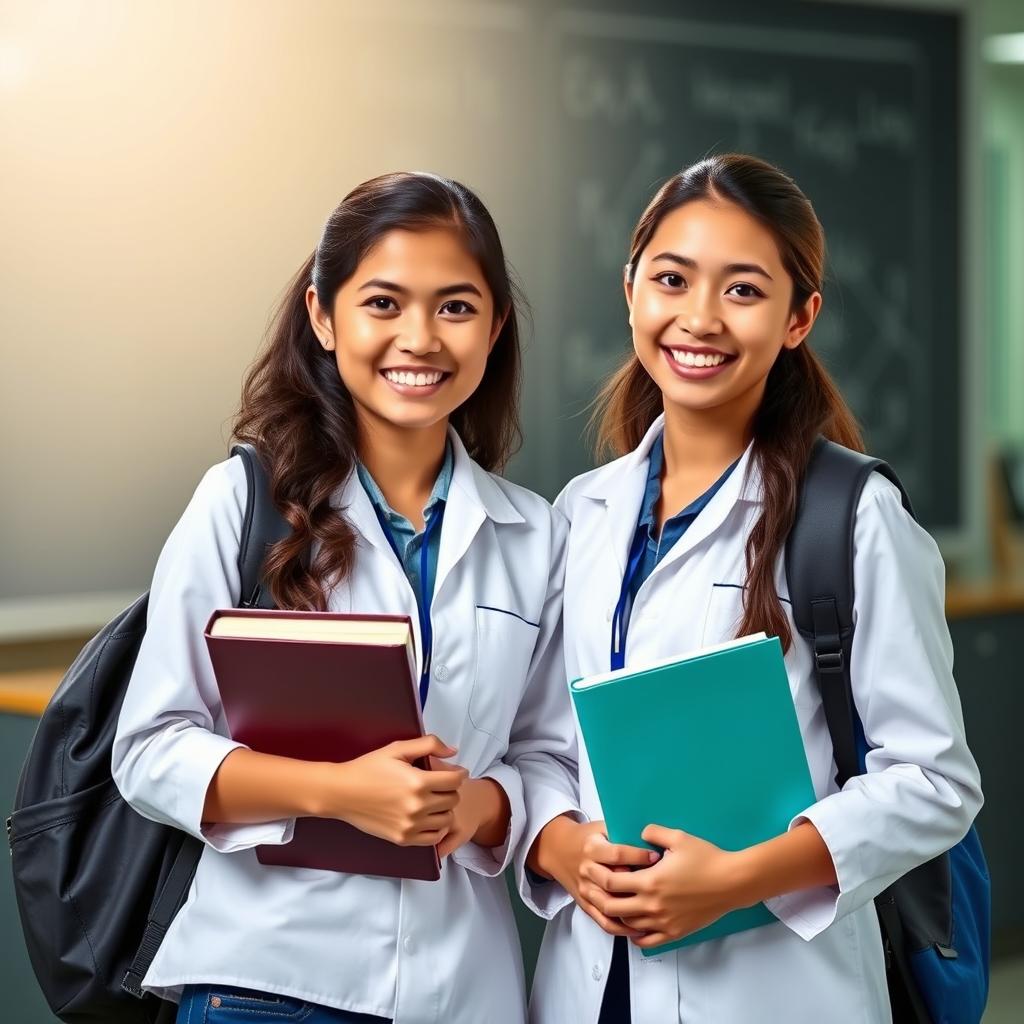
[0,669,63,717]
[2,585,1023,717]
[944,583,1024,619]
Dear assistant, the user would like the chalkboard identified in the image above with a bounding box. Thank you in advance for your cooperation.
[0,0,965,629]
[515,0,962,530]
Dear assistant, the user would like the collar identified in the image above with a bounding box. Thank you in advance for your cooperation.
[334,425,524,529]
[356,439,454,527]
[579,413,764,507]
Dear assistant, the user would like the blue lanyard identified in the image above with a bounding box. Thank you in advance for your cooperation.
[371,504,443,708]
[610,522,649,672]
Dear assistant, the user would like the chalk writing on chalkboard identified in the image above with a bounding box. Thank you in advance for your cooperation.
[541,4,951,519]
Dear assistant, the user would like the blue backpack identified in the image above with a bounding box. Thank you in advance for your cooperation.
[786,438,990,1024]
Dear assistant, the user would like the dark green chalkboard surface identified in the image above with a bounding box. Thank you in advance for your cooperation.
[506,0,961,529]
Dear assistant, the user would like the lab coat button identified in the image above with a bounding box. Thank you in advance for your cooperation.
[403,935,416,954]
[592,964,602,981]
[434,663,449,682]
[605,607,613,621]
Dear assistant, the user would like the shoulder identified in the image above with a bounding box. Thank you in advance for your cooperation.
[482,470,568,541]
[164,454,249,551]
[854,469,916,534]
[554,453,633,522]
[853,467,944,585]
[189,454,248,520]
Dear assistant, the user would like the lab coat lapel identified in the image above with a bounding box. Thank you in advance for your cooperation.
[579,415,666,579]
[646,439,761,581]
[432,427,524,604]
[331,470,425,671]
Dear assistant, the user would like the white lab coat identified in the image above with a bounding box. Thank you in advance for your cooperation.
[528,415,983,1024]
[111,427,579,1024]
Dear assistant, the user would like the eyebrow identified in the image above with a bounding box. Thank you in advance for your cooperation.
[650,252,774,281]
[357,278,484,298]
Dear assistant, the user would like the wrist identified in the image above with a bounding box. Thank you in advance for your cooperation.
[304,760,351,820]
[726,845,767,909]
[469,778,510,847]
[532,814,578,883]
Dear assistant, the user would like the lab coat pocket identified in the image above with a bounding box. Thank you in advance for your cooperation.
[701,583,815,709]
[700,583,748,646]
[469,605,539,740]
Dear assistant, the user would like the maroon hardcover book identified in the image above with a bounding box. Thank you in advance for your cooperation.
[204,608,440,881]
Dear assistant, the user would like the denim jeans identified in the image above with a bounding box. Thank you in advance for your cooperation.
[176,985,391,1024]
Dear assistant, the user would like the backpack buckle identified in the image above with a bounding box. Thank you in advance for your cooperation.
[813,638,844,673]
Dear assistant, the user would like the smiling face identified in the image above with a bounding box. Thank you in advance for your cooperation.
[307,225,502,438]
[626,198,821,430]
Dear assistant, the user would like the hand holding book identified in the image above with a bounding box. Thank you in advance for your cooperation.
[319,735,467,848]
[577,820,837,951]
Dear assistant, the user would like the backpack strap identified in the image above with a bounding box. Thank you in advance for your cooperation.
[231,443,293,610]
[784,437,914,788]
[122,444,290,999]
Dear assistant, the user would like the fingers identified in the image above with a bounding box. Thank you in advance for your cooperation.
[390,734,457,763]
[577,898,645,939]
[423,809,456,831]
[436,832,460,859]
[404,826,451,847]
[640,823,684,850]
[583,831,660,869]
[631,931,672,950]
[422,766,469,792]
[578,882,647,921]
[421,790,461,814]
[620,915,660,932]
[581,861,650,895]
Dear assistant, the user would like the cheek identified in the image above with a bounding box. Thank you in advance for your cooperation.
[632,293,673,337]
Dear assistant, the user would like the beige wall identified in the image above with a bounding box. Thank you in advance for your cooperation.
[0,0,540,634]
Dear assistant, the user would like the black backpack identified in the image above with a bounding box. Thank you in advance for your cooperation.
[787,438,990,1024]
[7,444,288,1023]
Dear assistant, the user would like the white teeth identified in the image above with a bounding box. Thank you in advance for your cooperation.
[670,349,726,368]
[384,369,444,387]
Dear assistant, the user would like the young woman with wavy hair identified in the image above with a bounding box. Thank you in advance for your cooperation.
[112,172,578,1024]
[525,155,982,1024]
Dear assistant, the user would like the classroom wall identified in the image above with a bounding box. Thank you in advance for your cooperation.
[0,0,996,644]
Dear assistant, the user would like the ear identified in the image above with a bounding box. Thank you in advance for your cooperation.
[782,291,822,350]
[623,264,635,328]
[306,285,336,351]
[487,307,510,354]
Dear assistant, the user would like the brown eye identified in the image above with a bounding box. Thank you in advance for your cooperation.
[653,272,685,289]
[364,296,399,312]
[727,283,764,299]
[440,300,476,316]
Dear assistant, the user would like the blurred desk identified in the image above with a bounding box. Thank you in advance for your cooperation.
[946,582,1024,618]
[1,584,1022,964]
[0,669,62,717]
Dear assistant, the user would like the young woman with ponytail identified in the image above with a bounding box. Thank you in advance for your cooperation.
[111,172,579,1024]
[525,154,982,1023]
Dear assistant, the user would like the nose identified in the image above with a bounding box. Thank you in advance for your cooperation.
[675,287,723,338]
[397,312,441,355]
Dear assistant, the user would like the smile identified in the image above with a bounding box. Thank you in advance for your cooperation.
[660,346,736,380]
[381,369,448,388]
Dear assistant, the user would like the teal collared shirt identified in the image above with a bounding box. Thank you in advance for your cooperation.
[356,441,454,617]
[628,432,739,605]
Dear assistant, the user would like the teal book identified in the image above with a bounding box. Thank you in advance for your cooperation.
[570,633,816,956]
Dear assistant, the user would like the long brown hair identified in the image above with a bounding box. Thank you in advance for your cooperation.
[593,154,863,650]
[233,172,523,610]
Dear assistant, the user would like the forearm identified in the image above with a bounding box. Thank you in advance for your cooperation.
[526,812,577,880]
[202,747,332,825]
[732,821,838,907]
[470,777,512,847]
